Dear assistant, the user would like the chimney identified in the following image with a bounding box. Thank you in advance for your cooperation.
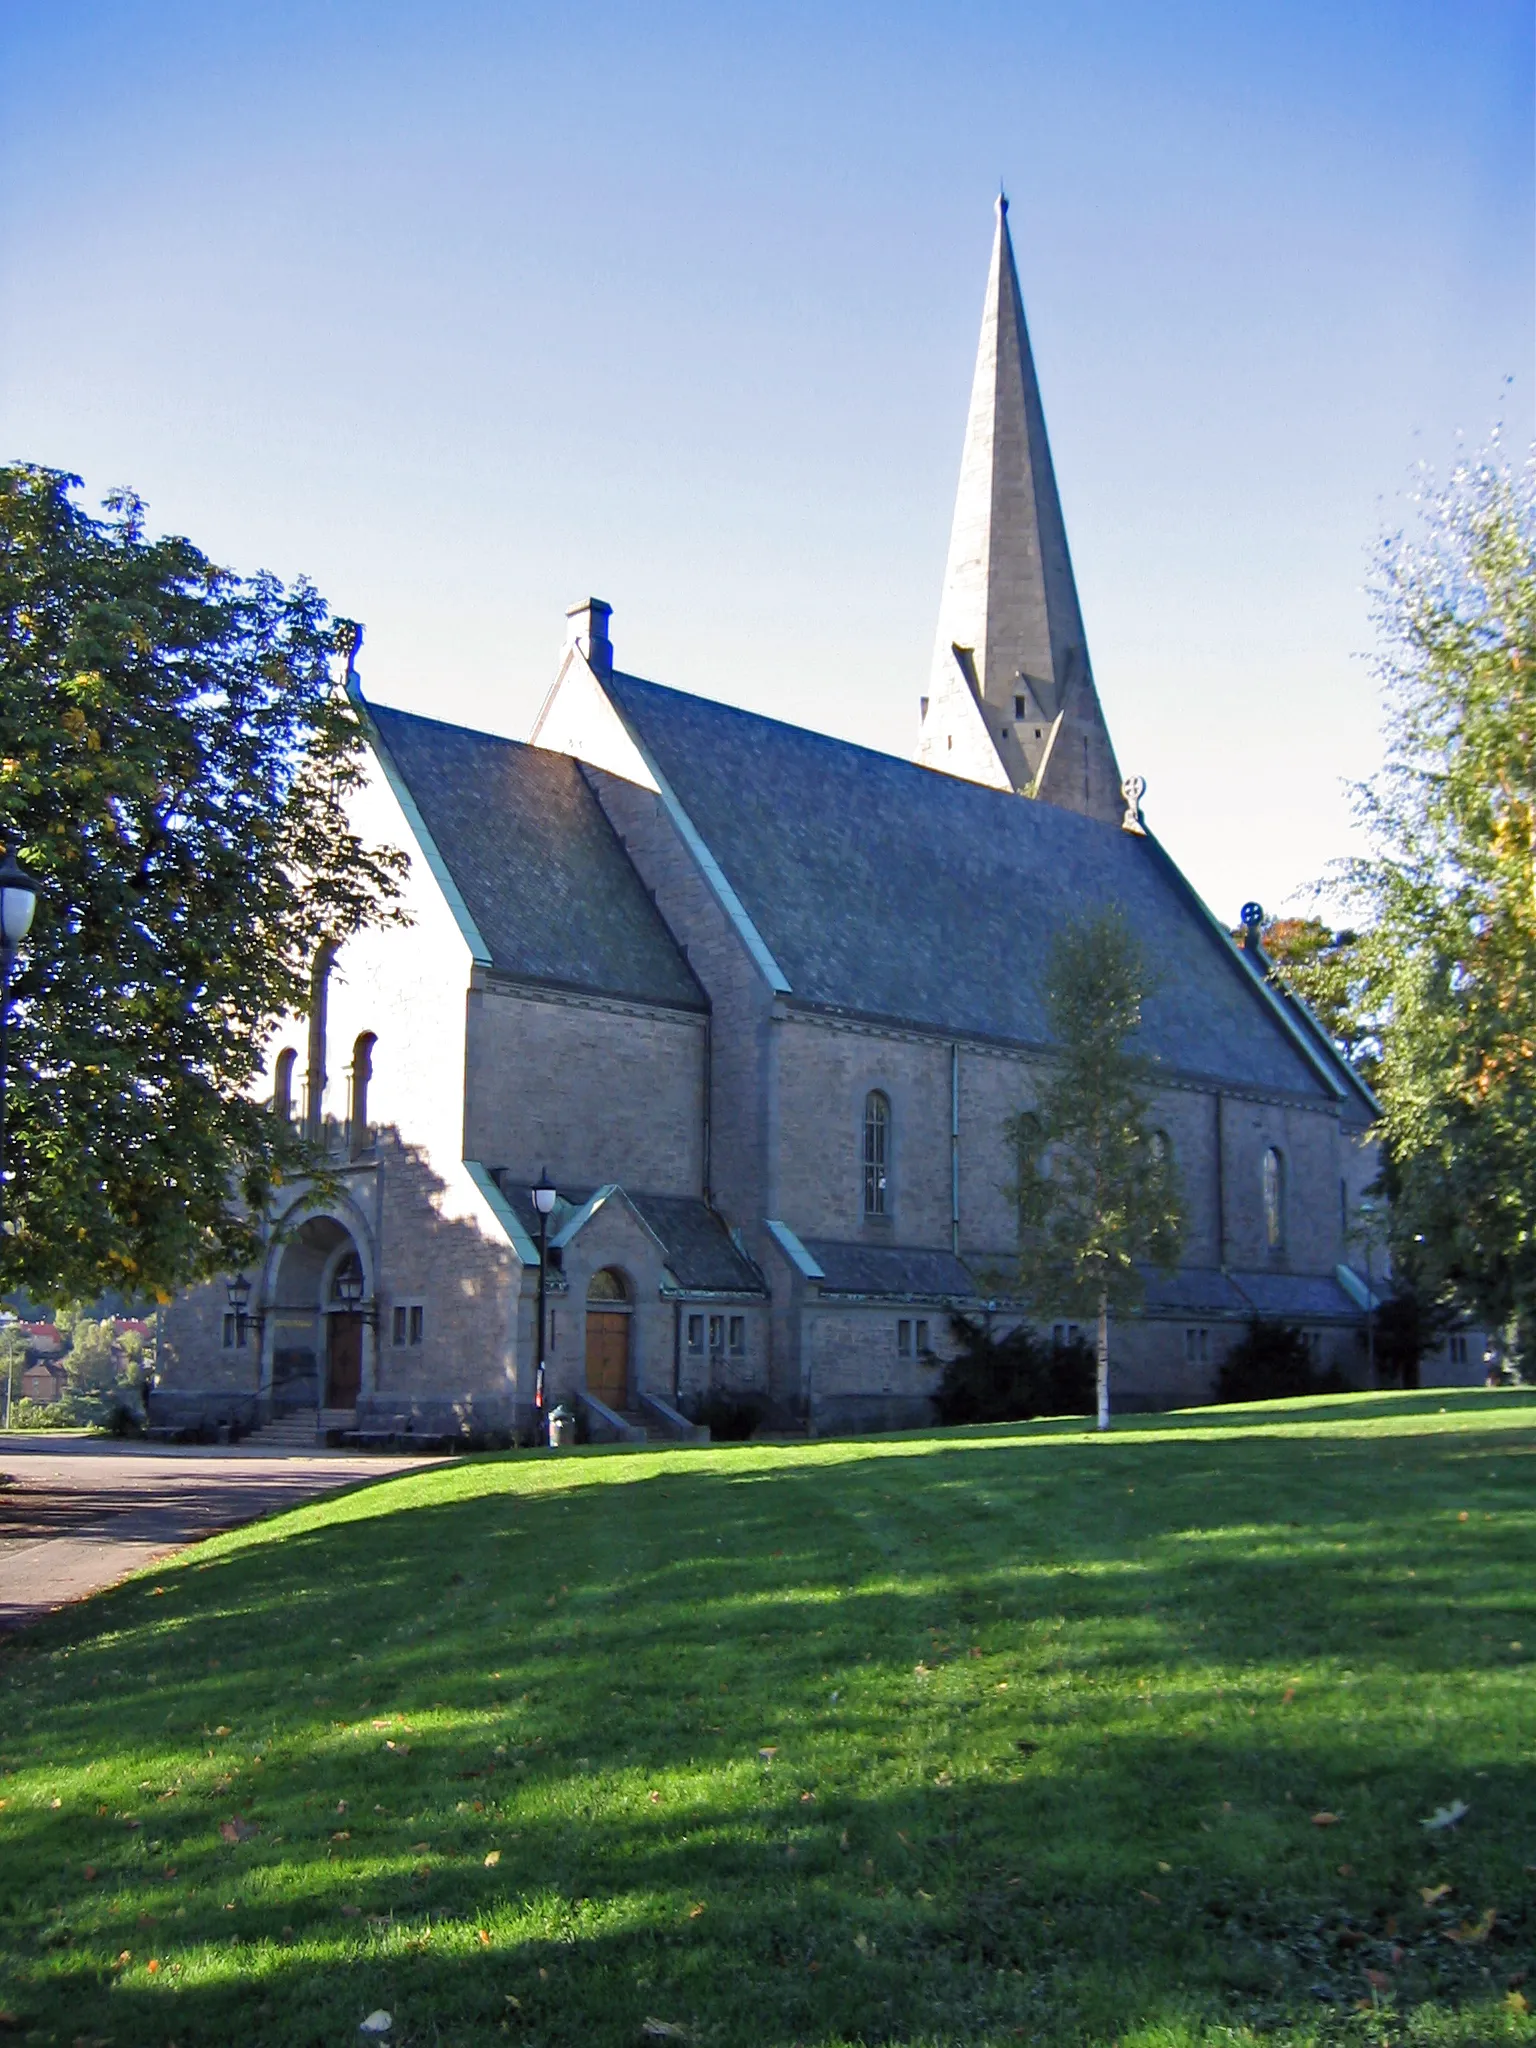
[565,598,613,679]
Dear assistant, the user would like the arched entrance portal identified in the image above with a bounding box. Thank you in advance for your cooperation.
[584,1269,631,1410]
[267,1217,369,1417]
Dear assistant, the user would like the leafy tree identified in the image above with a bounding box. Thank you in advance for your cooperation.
[0,465,406,1306]
[64,1316,119,1394]
[1007,909,1183,1430]
[1340,449,1536,1337]
[1237,917,1379,1083]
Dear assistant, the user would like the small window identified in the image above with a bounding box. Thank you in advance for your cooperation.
[588,1268,629,1304]
[272,1046,297,1120]
[708,1313,725,1353]
[915,1319,929,1354]
[223,1312,237,1350]
[728,1315,745,1356]
[687,1314,704,1354]
[863,1091,890,1217]
[1263,1147,1285,1250]
[897,1319,912,1357]
[392,1305,407,1346]
[1014,694,1026,719]
[1184,1327,1209,1365]
[1034,727,1042,740]
[408,1304,424,1346]
[1052,1322,1082,1349]
[1450,1332,1469,1365]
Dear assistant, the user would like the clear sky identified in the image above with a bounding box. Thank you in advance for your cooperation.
[2,1,1531,924]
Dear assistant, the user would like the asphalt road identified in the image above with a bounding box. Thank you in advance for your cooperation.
[0,1434,440,1633]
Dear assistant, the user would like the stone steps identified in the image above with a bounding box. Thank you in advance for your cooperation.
[243,1413,321,1452]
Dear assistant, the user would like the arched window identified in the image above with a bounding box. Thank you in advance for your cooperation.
[349,1032,376,1156]
[587,1268,630,1304]
[863,1091,890,1217]
[1262,1147,1285,1251]
[272,1046,297,1121]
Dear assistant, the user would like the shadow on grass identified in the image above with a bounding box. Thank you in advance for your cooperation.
[2,1406,1534,2044]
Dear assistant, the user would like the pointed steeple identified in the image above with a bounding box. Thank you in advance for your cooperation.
[917,194,1122,824]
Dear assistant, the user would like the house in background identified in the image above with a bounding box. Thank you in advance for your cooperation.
[157,199,1427,1445]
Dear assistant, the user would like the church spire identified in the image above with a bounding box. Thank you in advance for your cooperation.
[917,194,1123,824]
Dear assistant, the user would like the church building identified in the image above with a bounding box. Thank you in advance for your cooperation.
[157,199,1402,1443]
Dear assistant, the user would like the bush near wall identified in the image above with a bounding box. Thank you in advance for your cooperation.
[930,1315,1095,1425]
[1215,1319,1347,1404]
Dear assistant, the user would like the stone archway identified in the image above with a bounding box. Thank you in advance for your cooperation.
[265,1215,369,1417]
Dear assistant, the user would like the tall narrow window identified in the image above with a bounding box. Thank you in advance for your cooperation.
[272,1046,297,1120]
[863,1091,890,1217]
[349,1032,376,1156]
[1262,1147,1285,1251]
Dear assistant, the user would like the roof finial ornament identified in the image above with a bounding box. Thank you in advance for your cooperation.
[1240,901,1265,951]
[1120,773,1147,835]
[997,182,1009,217]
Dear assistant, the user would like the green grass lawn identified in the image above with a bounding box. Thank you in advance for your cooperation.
[2,1392,1535,2047]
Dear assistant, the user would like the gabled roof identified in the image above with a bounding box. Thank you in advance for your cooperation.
[602,671,1341,1100]
[366,702,705,1012]
[496,1181,766,1295]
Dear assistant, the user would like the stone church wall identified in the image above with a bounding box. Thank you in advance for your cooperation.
[462,981,705,1196]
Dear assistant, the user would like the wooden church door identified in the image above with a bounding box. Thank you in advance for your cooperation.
[584,1268,632,1409]
[326,1313,363,1409]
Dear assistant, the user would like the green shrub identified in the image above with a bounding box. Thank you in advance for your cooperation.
[930,1315,1095,1425]
[690,1391,766,1442]
[1216,1319,1347,1403]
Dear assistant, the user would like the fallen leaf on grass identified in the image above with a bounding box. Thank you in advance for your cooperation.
[1445,1908,1496,1945]
[484,1851,501,1867]
[359,2016,392,2037]
[341,1904,362,1917]
[1138,1890,1162,1904]
[688,1903,705,1918]
[1310,1812,1341,1827]
[1507,1991,1530,2016]
[1421,1883,1452,1906]
[146,1960,160,1975]
[478,1930,490,1946]
[219,1816,258,1843]
[1422,1799,1470,1831]
[1282,1686,1296,1704]
[82,1865,98,1880]
[757,1747,777,1763]
[641,2023,689,2041]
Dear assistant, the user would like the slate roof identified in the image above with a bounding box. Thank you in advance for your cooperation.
[496,1182,765,1296]
[803,1239,976,1300]
[367,702,704,1011]
[603,672,1336,1098]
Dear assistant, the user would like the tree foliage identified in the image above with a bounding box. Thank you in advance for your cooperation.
[0,465,406,1305]
[1214,1320,1346,1404]
[1340,449,1536,1333]
[1007,908,1183,1424]
[929,1314,1094,1426]
[1240,917,1379,1083]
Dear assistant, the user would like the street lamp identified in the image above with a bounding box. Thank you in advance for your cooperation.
[531,1168,558,1439]
[332,1257,365,1308]
[225,1270,265,1350]
[0,844,41,1229]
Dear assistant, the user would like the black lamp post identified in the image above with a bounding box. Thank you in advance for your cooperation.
[0,845,41,1230]
[226,1270,252,1343]
[531,1168,558,1440]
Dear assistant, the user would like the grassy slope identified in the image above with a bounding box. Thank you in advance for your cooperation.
[1,1392,1534,2048]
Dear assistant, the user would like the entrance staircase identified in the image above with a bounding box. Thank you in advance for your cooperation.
[241,1411,320,1453]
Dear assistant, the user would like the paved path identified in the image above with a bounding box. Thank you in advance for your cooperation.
[0,1434,442,1634]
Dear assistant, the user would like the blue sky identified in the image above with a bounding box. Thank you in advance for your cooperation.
[2,1,1530,921]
